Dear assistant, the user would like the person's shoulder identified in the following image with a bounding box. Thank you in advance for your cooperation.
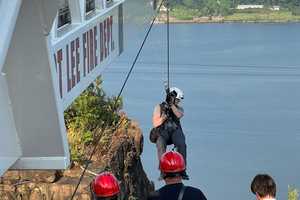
[185,186,207,200]
[154,103,161,107]
[155,103,165,108]
[153,104,161,112]
[147,190,160,200]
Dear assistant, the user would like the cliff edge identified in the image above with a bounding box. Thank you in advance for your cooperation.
[0,120,154,200]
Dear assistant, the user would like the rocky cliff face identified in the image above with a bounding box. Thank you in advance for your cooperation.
[0,121,154,200]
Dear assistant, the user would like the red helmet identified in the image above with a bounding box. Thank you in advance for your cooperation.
[159,151,186,173]
[92,172,120,198]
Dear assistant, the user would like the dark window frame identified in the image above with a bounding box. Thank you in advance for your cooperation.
[57,4,71,29]
[106,0,113,6]
[86,0,96,14]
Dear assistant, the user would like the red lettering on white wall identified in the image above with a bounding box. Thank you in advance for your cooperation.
[56,49,63,98]
[71,40,76,88]
[66,44,71,92]
[94,26,98,67]
[104,20,107,58]
[87,30,90,74]
[83,32,87,77]
[76,38,80,83]
[100,22,104,62]
[110,16,114,51]
[54,16,115,99]
[106,18,110,57]
[71,38,80,88]
[53,54,57,72]
[89,29,94,71]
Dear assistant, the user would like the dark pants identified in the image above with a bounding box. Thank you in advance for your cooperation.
[156,124,187,164]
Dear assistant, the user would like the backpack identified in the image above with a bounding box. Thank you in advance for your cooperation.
[149,126,160,143]
[149,103,166,143]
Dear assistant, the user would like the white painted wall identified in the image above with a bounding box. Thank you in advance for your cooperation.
[0,76,21,175]
[50,1,123,109]
[3,0,70,170]
[0,0,22,176]
[0,0,22,71]
[0,0,155,175]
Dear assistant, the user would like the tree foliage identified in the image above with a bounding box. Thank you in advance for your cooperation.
[167,0,300,17]
[234,0,300,7]
[288,186,299,200]
[64,76,123,162]
[169,0,232,16]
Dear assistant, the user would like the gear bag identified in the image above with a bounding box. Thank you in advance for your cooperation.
[149,126,160,143]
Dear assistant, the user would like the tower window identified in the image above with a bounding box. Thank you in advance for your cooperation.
[57,0,71,28]
[106,0,113,6]
[86,0,96,14]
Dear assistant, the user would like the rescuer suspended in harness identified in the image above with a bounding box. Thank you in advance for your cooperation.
[151,87,188,179]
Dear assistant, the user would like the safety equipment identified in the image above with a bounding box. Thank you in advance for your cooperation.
[92,172,120,198]
[169,87,184,100]
[160,151,186,173]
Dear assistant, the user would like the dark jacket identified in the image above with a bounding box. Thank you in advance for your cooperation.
[148,183,207,200]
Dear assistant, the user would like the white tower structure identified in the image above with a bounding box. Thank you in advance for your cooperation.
[0,0,155,176]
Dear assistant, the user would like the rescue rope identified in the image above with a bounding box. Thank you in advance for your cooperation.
[79,164,98,176]
[70,1,166,199]
[166,0,170,89]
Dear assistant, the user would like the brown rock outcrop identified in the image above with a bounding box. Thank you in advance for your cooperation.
[0,121,154,200]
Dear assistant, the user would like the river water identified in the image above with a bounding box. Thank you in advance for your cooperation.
[102,23,300,199]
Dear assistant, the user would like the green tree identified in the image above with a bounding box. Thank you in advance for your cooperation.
[202,0,219,17]
[183,0,194,8]
[64,76,123,162]
[194,0,205,8]
[219,0,232,15]
[288,186,299,200]
[202,0,232,16]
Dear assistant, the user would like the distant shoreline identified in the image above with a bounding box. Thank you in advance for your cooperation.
[155,13,300,24]
[155,16,300,24]
[155,16,224,24]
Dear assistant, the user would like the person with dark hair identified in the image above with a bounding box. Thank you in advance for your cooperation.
[251,174,276,200]
[91,172,120,200]
[148,151,207,200]
[151,87,188,179]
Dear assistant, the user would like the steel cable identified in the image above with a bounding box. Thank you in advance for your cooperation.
[70,0,166,199]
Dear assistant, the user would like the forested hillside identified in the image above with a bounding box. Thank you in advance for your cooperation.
[166,0,300,20]
[236,0,299,7]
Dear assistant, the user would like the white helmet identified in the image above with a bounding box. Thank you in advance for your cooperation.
[170,87,184,100]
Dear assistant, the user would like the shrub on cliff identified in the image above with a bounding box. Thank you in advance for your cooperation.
[288,186,299,200]
[64,77,123,162]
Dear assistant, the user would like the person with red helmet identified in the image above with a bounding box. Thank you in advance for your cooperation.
[148,151,207,200]
[91,172,120,200]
